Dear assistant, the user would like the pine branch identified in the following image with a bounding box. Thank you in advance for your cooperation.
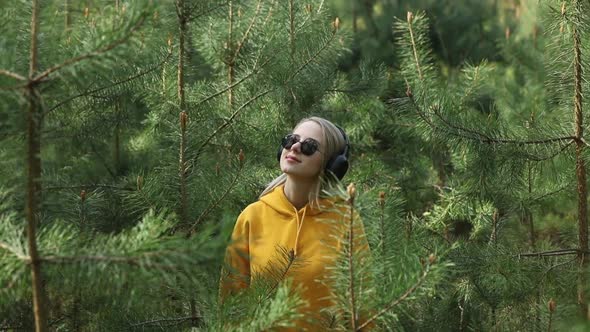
[88,141,116,178]
[523,141,574,162]
[529,183,572,203]
[40,254,180,271]
[230,0,262,63]
[44,50,172,116]
[194,88,272,159]
[187,160,244,235]
[357,265,431,330]
[405,87,578,146]
[285,28,337,83]
[260,249,296,304]
[31,14,147,84]
[517,248,589,257]
[1,271,22,294]
[406,12,423,81]
[432,104,575,145]
[0,69,25,81]
[43,185,133,191]
[545,257,577,275]
[185,1,230,22]
[261,0,278,27]
[130,316,197,328]
[0,241,28,260]
[194,56,273,108]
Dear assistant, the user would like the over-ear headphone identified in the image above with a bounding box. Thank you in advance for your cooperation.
[277,125,350,180]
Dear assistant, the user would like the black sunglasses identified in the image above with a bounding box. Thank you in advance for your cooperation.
[281,134,320,156]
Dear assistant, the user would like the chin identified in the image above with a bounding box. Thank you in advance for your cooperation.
[283,169,320,181]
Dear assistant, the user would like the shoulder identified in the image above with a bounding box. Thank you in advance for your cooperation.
[236,199,266,223]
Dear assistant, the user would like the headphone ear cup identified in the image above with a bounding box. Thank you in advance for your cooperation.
[326,155,349,180]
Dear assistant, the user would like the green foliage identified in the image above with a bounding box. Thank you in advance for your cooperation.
[2,0,590,330]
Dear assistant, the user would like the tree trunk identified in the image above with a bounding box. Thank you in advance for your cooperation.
[64,0,71,30]
[114,99,121,175]
[176,0,188,227]
[572,3,589,318]
[27,0,48,330]
[177,0,186,112]
[228,1,234,108]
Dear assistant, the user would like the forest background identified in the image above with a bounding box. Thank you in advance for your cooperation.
[1,0,590,331]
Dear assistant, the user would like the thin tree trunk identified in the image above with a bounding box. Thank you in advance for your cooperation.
[27,0,47,330]
[526,163,536,249]
[64,0,71,30]
[114,100,121,175]
[287,0,296,126]
[490,209,498,246]
[177,0,186,111]
[289,0,295,60]
[432,148,449,189]
[176,0,188,227]
[352,0,357,34]
[572,5,589,318]
[525,163,540,331]
[348,201,357,330]
[179,111,188,226]
[228,1,234,108]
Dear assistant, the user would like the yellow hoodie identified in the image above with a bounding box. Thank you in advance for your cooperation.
[220,184,372,331]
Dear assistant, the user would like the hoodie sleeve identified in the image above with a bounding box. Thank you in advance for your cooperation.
[219,209,251,301]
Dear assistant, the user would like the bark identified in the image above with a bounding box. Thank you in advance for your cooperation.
[27,0,48,330]
[352,0,357,34]
[289,0,295,60]
[177,0,186,111]
[573,12,589,318]
[228,1,234,108]
[176,0,188,227]
[114,100,121,174]
[179,111,188,226]
[64,0,71,30]
[348,202,357,330]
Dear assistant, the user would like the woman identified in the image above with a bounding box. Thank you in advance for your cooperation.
[220,116,371,330]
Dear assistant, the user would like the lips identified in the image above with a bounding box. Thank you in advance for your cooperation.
[286,155,301,162]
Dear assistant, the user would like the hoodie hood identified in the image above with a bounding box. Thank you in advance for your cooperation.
[259,184,339,216]
[259,184,335,256]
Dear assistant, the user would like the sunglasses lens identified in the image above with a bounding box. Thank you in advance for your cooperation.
[281,134,318,155]
[301,140,317,156]
[282,134,296,149]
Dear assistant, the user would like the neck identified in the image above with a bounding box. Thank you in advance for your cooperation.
[283,176,316,210]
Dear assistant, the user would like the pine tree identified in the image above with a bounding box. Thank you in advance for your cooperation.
[391,0,590,329]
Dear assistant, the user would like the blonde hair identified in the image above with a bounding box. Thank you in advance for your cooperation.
[259,116,348,208]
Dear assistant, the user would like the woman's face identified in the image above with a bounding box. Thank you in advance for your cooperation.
[280,121,324,180]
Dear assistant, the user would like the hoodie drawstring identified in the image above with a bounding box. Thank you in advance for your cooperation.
[293,206,307,257]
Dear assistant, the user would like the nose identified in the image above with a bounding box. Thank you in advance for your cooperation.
[289,141,302,153]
